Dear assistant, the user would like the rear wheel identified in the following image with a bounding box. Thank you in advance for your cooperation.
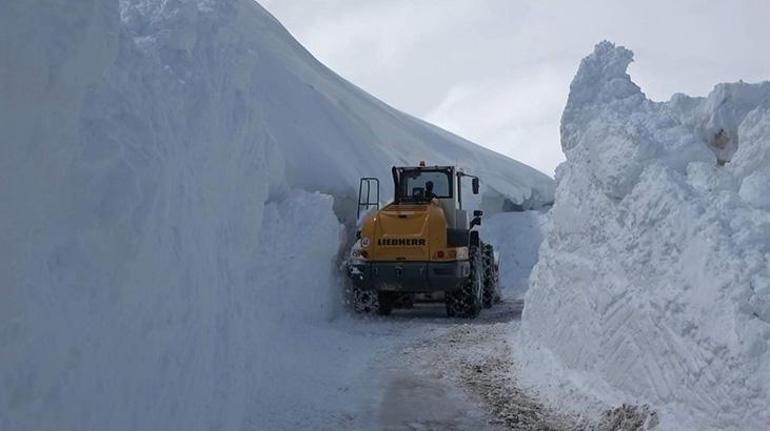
[445,246,483,318]
[353,288,379,313]
[353,288,396,315]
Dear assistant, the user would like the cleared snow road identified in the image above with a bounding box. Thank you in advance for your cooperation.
[324,299,577,431]
[257,212,586,430]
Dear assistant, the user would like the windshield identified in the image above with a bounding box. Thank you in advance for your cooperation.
[399,169,452,200]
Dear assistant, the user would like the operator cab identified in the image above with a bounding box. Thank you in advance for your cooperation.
[395,166,452,203]
[391,162,480,230]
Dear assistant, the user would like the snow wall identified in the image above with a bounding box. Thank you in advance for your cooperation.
[0,1,553,430]
[481,211,548,299]
[518,42,770,430]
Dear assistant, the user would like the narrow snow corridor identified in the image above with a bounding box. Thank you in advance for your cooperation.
[250,209,553,429]
[285,300,575,431]
[12,0,770,429]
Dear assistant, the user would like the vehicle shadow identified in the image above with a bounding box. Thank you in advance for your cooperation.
[361,299,524,325]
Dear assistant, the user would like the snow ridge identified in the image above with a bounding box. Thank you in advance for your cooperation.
[518,41,770,430]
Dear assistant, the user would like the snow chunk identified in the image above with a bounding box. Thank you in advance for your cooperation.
[518,42,770,431]
[740,170,770,210]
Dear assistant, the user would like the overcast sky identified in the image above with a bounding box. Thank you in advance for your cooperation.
[260,0,770,176]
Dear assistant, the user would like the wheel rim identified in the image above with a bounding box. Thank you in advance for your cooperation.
[354,289,379,313]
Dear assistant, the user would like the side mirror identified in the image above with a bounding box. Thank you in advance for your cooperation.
[472,178,480,194]
[470,216,482,228]
[473,210,483,217]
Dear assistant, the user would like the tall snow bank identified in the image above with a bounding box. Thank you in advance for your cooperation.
[119,0,555,216]
[518,41,770,430]
[0,0,551,430]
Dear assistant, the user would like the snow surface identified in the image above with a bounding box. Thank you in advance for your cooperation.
[0,1,553,430]
[481,211,548,299]
[517,41,770,430]
[118,0,555,217]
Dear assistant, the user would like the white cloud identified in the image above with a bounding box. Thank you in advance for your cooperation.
[261,0,770,176]
[425,65,568,174]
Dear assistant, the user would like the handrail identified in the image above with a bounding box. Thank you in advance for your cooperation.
[357,177,380,219]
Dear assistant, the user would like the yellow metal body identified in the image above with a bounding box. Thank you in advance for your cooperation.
[358,200,468,263]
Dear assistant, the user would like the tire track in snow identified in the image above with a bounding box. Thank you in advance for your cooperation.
[357,300,578,430]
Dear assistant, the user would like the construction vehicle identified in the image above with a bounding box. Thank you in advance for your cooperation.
[347,162,500,318]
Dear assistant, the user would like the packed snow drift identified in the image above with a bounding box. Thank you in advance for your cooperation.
[518,41,770,430]
[0,1,553,430]
[481,211,548,299]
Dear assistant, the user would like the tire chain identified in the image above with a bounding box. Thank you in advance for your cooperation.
[482,243,497,308]
[447,246,482,318]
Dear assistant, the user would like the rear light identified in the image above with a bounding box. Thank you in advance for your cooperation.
[434,249,457,259]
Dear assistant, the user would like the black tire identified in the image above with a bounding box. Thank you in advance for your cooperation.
[445,296,456,317]
[482,243,499,308]
[445,246,483,318]
[445,290,461,317]
[468,249,483,318]
[353,288,379,314]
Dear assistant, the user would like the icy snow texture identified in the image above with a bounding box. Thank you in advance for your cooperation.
[0,1,551,430]
[481,211,548,298]
[519,41,770,430]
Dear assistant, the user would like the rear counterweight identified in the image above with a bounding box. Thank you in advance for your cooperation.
[348,260,470,293]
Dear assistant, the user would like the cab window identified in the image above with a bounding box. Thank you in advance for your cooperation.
[400,169,452,199]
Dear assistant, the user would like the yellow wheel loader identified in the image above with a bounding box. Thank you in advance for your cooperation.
[347,162,500,318]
